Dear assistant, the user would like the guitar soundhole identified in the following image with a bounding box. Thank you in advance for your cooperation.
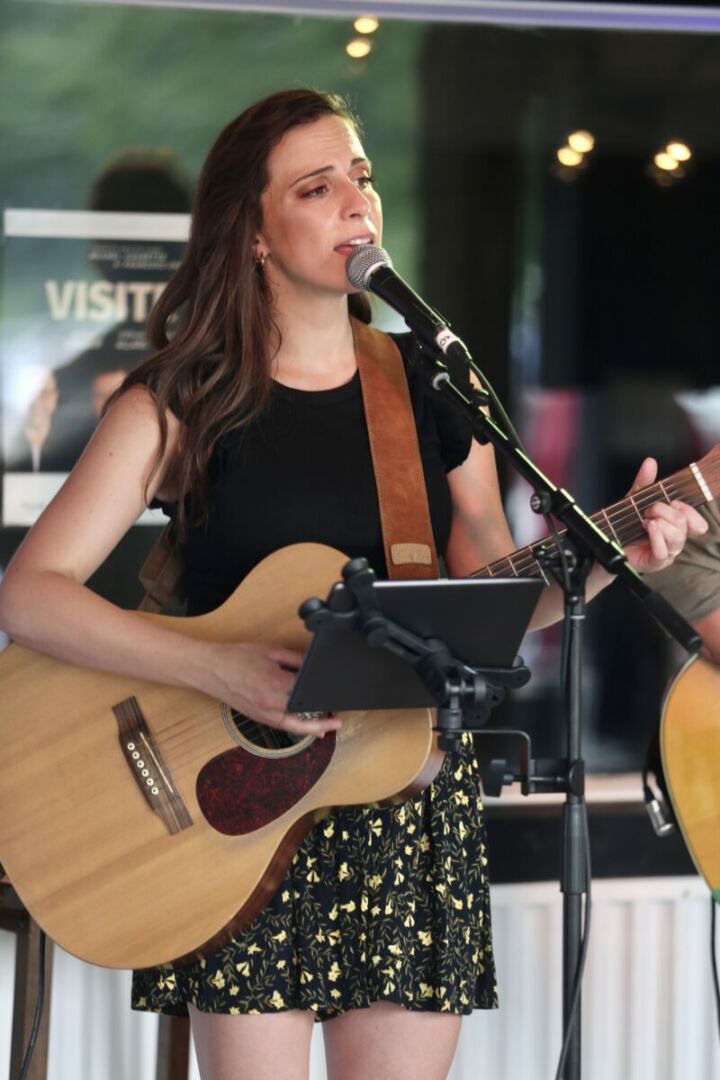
[231,709,304,751]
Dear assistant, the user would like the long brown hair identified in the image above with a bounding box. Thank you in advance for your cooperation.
[116,89,371,534]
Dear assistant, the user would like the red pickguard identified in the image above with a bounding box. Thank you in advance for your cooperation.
[196,735,337,835]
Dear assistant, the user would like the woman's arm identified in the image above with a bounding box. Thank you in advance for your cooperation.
[444,441,708,630]
[0,387,339,738]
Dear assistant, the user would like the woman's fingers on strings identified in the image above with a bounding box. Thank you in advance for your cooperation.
[646,499,691,527]
[670,499,708,536]
[622,457,708,554]
[643,499,707,556]
[627,458,706,539]
[623,498,694,571]
[646,518,670,561]
[282,711,341,737]
[255,705,340,737]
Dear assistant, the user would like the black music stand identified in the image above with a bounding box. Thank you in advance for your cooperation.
[289,557,542,750]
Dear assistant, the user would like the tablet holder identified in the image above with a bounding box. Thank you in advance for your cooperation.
[298,555,531,752]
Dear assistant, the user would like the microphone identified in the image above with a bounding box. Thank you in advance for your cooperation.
[346,245,472,366]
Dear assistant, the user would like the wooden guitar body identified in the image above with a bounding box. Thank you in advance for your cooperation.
[660,655,720,898]
[0,544,440,969]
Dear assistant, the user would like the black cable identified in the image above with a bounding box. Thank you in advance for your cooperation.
[500,392,581,1080]
[17,928,47,1080]
[475,366,575,602]
[544,512,574,639]
[712,896,720,1039]
[422,345,577,601]
[467,362,526,456]
[554,807,592,1080]
[469,366,584,1077]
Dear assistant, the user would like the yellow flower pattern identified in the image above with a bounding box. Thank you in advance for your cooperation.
[131,735,497,1020]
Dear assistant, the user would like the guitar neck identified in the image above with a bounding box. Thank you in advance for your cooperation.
[471,454,718,581]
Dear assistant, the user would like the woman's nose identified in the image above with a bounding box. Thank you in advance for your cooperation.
[342,179,372,217]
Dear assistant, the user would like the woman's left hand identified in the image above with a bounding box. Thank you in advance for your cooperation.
[623,457,709,573]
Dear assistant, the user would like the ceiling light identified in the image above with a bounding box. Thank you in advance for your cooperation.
[353,16,379,34]
[654,152,679,172]
[557,146,583,167]
[666,141,691,162]
[568,130,595,153]
[346,38,372,59]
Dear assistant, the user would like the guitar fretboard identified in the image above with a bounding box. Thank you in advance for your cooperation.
[470,448,720,582]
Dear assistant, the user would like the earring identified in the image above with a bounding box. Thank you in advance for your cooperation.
[255,251,267,270]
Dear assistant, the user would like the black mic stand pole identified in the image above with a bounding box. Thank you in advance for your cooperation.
[560,549,591,1080]
[407,344,701,1080]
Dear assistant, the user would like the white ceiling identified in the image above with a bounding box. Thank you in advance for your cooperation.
[43,0,720,35]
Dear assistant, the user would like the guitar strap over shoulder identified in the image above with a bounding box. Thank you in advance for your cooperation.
[138,318,439,610]
[351,317,439,581]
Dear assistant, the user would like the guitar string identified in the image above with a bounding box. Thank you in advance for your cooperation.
[605,476,707,519]
[536,469,716,551]
[476,504,665,578]
[580,479,708,539]
[481,503,689,578]
[156,705,311,753]
[473,468,717,579]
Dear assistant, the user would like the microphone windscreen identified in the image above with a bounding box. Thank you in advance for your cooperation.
[346,244,392,289]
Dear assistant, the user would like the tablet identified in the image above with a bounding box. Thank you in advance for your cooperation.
[288,576,544,713]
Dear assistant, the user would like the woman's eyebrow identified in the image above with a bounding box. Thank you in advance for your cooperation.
[289,157,370,187]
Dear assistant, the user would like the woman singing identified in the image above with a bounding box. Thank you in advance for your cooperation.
[0,89,705,1080]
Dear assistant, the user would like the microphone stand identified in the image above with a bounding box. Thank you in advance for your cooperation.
[407,343,701,1080]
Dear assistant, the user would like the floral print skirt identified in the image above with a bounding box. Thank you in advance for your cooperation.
[131,733,497,1020]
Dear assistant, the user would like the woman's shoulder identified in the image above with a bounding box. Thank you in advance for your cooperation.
[106,383,181,435]
[111,382,159,414]
[91,384,181,491]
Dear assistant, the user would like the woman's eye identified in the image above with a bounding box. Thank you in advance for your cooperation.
[357,174,377,189]
[301,184,328,198]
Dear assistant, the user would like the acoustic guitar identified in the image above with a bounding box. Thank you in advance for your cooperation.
[0,446,717,969]
[660,655,720,900]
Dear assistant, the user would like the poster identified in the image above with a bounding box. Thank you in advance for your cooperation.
[1,209,189,525]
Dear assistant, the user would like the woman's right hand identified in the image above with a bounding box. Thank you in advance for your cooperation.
[201,641,342,738]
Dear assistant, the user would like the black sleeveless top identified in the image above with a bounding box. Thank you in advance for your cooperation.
[172,333,473,616]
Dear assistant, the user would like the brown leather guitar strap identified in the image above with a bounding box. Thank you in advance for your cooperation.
[139,317,439,608]
[138,521,183,612]
[352,317,440,581]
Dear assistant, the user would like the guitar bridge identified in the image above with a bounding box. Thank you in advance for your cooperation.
[113,696,193,836]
